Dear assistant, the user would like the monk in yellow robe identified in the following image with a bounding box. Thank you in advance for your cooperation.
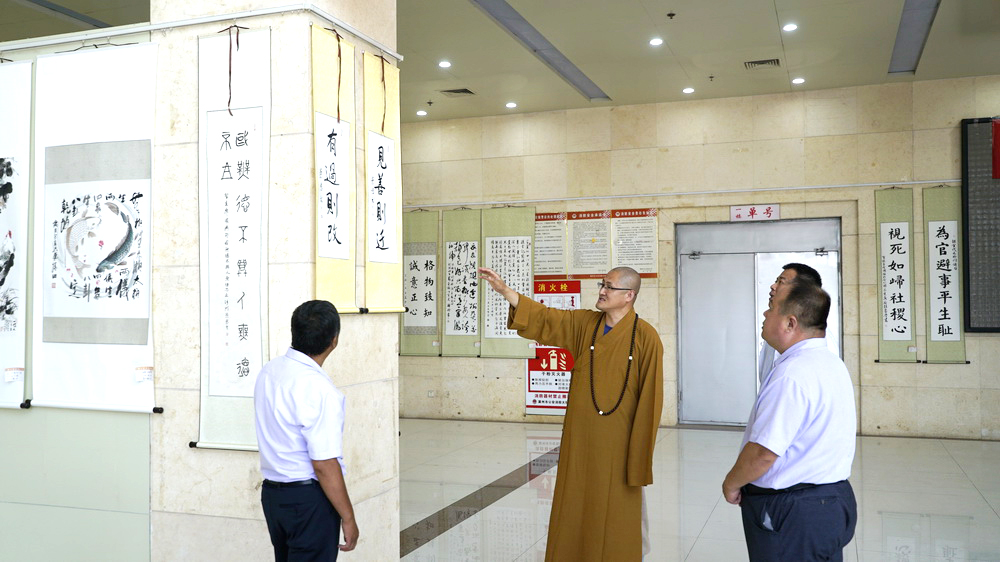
[479,266,663,561]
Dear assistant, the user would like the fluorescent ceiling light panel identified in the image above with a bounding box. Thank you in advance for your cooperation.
[888,0,940,74]
[469,0,611,101]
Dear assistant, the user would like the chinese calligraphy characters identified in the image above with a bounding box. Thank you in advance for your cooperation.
[316,113,351,260]
[928,221,960,341]
[880,222,911,340]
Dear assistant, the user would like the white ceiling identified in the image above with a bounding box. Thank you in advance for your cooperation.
[397,0,1000,122]
[2,0,999,126]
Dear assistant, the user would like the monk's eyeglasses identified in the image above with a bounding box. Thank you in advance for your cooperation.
[597,281,634,292]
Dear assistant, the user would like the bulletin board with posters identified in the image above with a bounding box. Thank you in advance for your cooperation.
[534,208,658,281]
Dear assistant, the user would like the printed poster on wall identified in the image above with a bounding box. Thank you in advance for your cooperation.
[880,221,912,341]
[526,280,580,415]
[316,112,352,260]
[568,210,611,277]
[0,60,31,409]
[205,107,267,397]
[534,212,566,278]
[484,236,532,339]
[367,131,398,264]
[610,208,657,275]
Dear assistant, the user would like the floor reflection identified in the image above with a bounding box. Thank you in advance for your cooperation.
[400,419,1000,561]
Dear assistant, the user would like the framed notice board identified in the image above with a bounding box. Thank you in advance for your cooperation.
[961,118,1000,332]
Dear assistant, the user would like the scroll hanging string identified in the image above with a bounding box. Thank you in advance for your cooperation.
[336,30,343,122]
[380,55,387,134]
[217,24,248,116]
[324,28,344,122]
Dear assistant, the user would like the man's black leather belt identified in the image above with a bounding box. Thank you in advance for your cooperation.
[743,482,818,495]
[263,479,317,488]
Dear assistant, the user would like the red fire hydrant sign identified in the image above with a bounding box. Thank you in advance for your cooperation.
[526,280,580,415]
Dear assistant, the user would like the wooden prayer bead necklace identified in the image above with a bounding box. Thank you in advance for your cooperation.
[588,313,639,416]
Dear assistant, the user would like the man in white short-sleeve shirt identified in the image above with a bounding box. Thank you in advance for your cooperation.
[723,282,857,561]
[254,300,358,561]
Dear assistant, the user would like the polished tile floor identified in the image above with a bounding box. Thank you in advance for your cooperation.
[400,418,1000,561]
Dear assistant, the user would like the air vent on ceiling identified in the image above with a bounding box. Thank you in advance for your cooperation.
[439,88,476,97]
[744,58,781,70]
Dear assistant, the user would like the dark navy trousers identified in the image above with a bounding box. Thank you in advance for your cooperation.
[261,480,341,562]
[740,480,857,562]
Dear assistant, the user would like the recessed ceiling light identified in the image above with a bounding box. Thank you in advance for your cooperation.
[682,87,694,94]
[416,110,427,116]
[438,60,451,68]
[506,102,517,108]
[783,23,798,32]
[649,37,663,46]
[792,77,805,84]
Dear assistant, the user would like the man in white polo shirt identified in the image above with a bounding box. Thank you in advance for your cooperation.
[254,300,358,561]
[723,282,857,561]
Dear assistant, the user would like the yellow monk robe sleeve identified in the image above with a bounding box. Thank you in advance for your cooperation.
[626,322,664,486]
[508,294,582,350]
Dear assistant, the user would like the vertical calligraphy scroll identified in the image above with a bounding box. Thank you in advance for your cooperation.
[483,236,532,338]
[362,52,403,313]
[441,209,481,356]
[445,241,479,337]
[32,44,157,412]
[481,206,535,358]
[0,61,31,409]
[204,108,267,397]
[401,210,440,355]
[875,188,917,362]
[197,28,270,447]
[313,27,358,313]
[923,186,966,363]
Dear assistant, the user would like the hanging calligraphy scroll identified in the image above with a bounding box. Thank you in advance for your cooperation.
[313,27,359,313]
[0,61,31,409]
[923,186,966,363]
[441,209,481,357]
[32,44,157,412]
[875,188,916,362]
[197,28,270,448]
[401,210,440,356]
[481,206,535,358]
[362,52,403,313]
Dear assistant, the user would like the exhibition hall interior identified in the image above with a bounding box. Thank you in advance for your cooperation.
[1,0,999,560]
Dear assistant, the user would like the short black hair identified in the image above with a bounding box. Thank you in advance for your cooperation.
[290,300,341,356]
[779,282,830,332]
[782,262,822,287]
